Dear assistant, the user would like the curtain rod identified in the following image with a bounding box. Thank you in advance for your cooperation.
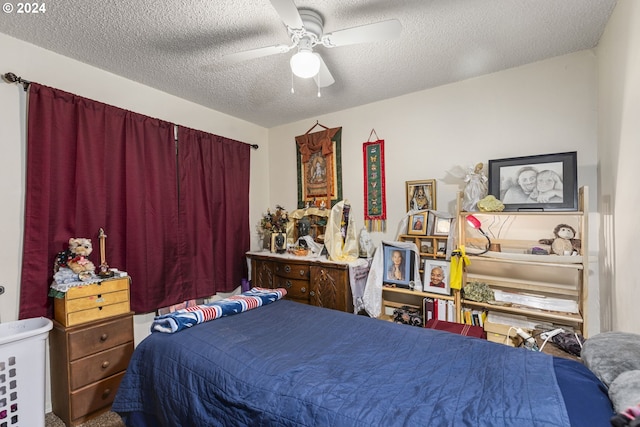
[2,72,30,91]
[3,71,259,150]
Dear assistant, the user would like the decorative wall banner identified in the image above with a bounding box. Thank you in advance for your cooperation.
[363,131,386,232]
[296,123,343,209]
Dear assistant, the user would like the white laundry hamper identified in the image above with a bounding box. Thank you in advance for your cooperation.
[0,317,53,427]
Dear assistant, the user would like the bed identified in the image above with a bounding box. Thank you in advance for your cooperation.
[112,297,614,426]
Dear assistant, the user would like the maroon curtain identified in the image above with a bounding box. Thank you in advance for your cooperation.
[20,84,179,318]
[177,126,250,297]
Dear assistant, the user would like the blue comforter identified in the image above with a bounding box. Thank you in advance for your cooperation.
[112,300,613,426]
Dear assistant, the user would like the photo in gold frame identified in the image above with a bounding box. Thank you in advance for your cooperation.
[406,179,436,211]
[408,212,428,235]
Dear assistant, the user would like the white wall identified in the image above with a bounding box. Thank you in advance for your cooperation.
[597,0,640,334]
[268,50,601,334]
[0,32,270,411]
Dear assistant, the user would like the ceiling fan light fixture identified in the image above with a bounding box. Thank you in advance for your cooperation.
[290,48,320,78]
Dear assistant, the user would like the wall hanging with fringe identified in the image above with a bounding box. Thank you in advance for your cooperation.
[296,121,343,209]
[363,129,387,232]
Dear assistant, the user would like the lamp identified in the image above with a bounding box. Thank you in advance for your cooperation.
[290,37,320,79]
[465,214,491,255]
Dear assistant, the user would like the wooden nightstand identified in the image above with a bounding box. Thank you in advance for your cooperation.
[49,312,134,426]
[49,276,134,426]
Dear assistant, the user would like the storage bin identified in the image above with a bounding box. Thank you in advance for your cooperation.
[0,317,53,427]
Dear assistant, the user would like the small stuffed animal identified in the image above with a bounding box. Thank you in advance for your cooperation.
[539,224,581,255]
[54,237,96,281]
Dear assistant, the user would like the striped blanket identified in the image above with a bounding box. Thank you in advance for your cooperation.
[151,287,287,333]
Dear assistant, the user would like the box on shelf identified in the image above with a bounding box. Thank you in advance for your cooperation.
[484,320,524,347]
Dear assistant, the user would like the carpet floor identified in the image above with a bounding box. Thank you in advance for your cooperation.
[45,411,125,427]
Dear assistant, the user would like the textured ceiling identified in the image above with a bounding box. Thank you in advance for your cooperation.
[0,0,616,128]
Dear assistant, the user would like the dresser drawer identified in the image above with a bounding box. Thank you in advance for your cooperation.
[69,372,125,421]
[274,277,309,300]
[65,277,129,300]
[68,315,133,361]
[274,262,309,280]
[65,301,131,326]
[54,277,130,326]
[69,342,134,390]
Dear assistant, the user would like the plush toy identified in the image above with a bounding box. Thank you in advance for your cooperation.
[54,237,96,281]
[538,224,581,255]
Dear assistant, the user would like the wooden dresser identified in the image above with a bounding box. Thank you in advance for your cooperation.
[247,252,355,313]
[50,277,134,426]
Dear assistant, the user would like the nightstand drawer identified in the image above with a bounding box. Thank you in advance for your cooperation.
[68,315,133,361]
[65,301,131,326]
[54,277,130,326]
[69,342,134,390]
[274,262,309,280]
[64,277,129,300]
[69,372,125,421]
[65,290,129,312]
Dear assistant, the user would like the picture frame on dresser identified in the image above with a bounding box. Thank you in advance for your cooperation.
[423,260,450,295]
[383,244,413,289]
[488,151,577,212]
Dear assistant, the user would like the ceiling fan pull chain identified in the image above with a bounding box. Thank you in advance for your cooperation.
[317,73,321,97]
[291,71,295,94]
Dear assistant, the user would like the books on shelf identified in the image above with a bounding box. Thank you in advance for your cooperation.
[461,307,487,327]
[423,297,456,323]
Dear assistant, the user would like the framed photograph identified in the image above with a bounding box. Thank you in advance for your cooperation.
[406,179,436,211]
[488,151,577,212]
[296,127,343,209]
[432,217,452,236]
[270,232,286,253]
[423,260,451,296]
[408,213,427,235]
[383,244,413,288]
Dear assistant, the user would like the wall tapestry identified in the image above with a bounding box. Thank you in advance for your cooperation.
[296,123,342,209]
[363,129,387,232]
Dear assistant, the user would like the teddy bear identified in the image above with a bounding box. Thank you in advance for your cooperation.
[54,237,96,281]
[538,224,581,256]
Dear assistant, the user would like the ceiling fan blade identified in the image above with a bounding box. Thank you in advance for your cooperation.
[322,19,402,47]
[269,0,304,29]
[224,44,291,64]
[314,54,335,88]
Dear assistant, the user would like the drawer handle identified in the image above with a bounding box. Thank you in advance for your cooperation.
[300,287,306,293]
[101,388,112,399]
[285,281,292,289]
[100,333,108,342]
[299,270,305,276]
[101,360,110,369]
[309,291,315,297]
[284,265,291,273]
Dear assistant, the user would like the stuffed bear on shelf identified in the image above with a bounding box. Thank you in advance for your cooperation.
[54,237,97,282]
[538,224,581,256]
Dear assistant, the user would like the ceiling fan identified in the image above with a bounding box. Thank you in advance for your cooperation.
[224,0,403,89]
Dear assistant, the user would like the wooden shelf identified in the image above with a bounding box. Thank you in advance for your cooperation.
[382,286,454,301]
[461,299,584,325]
[465,273,580,297]
[458,186,589,336]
